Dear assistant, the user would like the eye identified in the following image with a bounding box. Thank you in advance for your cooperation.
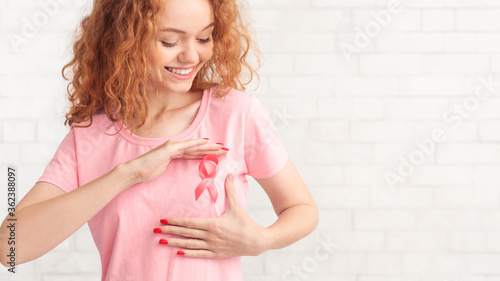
[161,41,177,48]
[197,37,212,44]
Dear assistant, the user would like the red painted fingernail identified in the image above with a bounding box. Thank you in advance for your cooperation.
[221,147,229,151]
[160,219,169,224]
[159,239,168,244]
[216,142,224,145]
[177,250,185,255]
[203,138,209,140]
[153,228,162,233]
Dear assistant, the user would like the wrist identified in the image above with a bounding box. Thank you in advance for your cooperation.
[257,226,275,255]
[114,162,140,188]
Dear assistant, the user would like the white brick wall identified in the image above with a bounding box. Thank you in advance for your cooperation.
[1,0,500,280]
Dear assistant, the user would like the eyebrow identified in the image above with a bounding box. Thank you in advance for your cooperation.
[160,22,214,34]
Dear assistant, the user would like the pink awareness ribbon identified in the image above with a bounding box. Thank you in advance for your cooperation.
[195,155,219,203]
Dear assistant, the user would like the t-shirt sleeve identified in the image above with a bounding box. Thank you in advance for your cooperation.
[244,95,289,179]
[36,127,79,193]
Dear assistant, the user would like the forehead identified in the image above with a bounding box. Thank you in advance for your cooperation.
[159,0,214,30]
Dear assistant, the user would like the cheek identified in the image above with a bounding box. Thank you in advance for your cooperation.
[199,45,214,63]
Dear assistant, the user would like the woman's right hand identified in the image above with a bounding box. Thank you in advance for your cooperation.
[127,138,227,184]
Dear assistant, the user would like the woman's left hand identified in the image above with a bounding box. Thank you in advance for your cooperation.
[155,173,269,258]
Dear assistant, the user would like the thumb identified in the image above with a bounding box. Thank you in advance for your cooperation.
[224,173,240,209]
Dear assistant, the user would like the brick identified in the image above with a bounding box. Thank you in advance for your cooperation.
[259,54,294,75]
[424,54,490,74]
[373,144,434,165]
[297,164,344,185]
[466,98,500,120]
[42,275,101,281]
[370,186,433,208]
[252,10,289,32]
[247,177,273,209]
[354,209,416,230]
[450,232,486,252]
[360,54,422,75]
[0,144,21,164]
[311,186,370,208]
[444,33,500,53]
[366,253,401,273]
[414,121,477,142]
[317,97,384,119]
[271,31,335,53]
[74,224,99,252]
[295,54,358,75]
[387,231,448,251]
[377,32,444,52]
[417,210,482,230]
[474,166,500,188]
[242,255,264,275]
[399,76,466,96]
[308,143,371,164]
[334,76,398,96]
[436,144,500,164]
[351,121,414,141]
[261,95,318,119]
[309,120,350,141]
[410,165,473,185]
[337,32,377,54]
[318,210,352,230]
[485,232,500,252]
[37,119,69,142]
[479,121,500,141]
[480,211,500,230]
[329,253,366,273]
[403,253,466,274]
[352,9,419,31]
[269,76,335,97]
[467,254,500,274]
[384,98,449,119]
[288,9,352,32]
[435,186,498,208]
[3,120,36,142]
[0,75,67,97]
[37,251,100,274]
[313,0,377,7]
[422,9,455,31]
[271,0,310,8]
[20,143,59,164]
[457,9,500,31]
[331,231,385,251]
[377,0,445,8]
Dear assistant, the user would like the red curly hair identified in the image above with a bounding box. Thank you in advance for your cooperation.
[63,0,260,134]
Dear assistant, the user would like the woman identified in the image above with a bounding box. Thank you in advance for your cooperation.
[0,0,319,280]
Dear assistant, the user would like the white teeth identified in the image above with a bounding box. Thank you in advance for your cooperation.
[166,67,194,75]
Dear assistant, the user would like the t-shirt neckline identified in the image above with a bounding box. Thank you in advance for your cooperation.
[113,88,211,146]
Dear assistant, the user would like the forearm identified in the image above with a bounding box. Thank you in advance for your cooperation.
[0,163,137,266]
[263,203,319,251]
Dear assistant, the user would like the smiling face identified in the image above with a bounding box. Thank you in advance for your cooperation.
[149,0,215,94]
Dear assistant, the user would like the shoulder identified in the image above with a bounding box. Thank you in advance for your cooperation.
[69,109,112,135]
[209,87,257,115]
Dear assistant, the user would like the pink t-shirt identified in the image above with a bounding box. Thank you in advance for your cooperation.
[36,87,288,281]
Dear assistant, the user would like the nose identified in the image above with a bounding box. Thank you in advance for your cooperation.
[178,41,199,64]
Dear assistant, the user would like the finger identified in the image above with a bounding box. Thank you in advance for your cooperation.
[163,217,212,231]
[158,225,208,239]
[177,249,216,258]
[224,173,240,207]
[182,149,228,159]
[172,138,210,151]
[161,238,209,250]
[183,143,227,154]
